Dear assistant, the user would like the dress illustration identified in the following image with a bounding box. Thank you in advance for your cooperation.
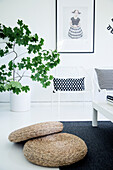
[68,10,83,39]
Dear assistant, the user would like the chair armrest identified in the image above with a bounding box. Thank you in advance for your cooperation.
[93,89,107,102]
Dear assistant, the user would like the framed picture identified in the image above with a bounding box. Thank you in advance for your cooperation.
[56,0,95,53]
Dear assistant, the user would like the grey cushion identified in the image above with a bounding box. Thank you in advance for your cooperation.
[95,68,113,90]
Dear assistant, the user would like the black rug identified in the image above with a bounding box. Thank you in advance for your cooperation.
[59,121,113,170]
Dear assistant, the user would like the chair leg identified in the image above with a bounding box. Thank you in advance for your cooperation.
[51,91,53,114]
[58,91,60,120]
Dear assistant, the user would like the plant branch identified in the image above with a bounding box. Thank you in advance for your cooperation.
[7,76,19,81]
[23,75,31,78]
[3,51,13,57]
[14,73,31,82]
[16,71,21,78]
[12,43,18,61]
[17,71,26,82]
[18,52,28,57]
[12,43,17,81]
[0,42,9,44]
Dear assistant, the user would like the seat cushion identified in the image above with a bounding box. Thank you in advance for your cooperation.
[95,68,113,90]
[8,121,63,142]
[23,133,87,167]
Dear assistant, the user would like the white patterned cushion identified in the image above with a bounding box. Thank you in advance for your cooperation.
[53,77,85,91]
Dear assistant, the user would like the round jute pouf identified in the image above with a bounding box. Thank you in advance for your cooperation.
[23,133,87,167]
[8,121,63,143]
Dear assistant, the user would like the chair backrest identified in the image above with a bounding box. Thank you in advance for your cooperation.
[52,66,93,91]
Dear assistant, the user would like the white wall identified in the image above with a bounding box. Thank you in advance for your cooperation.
[0,0,113,102]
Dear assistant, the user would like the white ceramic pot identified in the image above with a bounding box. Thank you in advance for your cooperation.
[10,91,31,112]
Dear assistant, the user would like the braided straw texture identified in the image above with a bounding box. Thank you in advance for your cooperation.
[8,121,63,142]
[23,133,87,167]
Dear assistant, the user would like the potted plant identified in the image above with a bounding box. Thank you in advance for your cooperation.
[0,20,60,111]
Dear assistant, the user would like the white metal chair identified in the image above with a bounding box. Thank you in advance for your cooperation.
[51,66,94,117]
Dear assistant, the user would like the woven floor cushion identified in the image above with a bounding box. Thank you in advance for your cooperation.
[23,133,87,167]
[8,121,63,142]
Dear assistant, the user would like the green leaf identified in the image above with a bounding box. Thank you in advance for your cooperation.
[45,67,49,71]
[26,63,32,70]
[0,26,7,39]
[8,61,17,70]
[0,49,4,57]
[34,33,38,41]
[23,24,31,35]
[8,61,13,70]
[31,68,35,73]
[12,87,21,95]
[21,58,26,63]
[5,83,11,90]
[18,63,24,70]
[22,35,29,46]
[46,81,51,86]
[35,73,40,81]
[10,81,22,88]
[31,75,36,81]
[49,75,53,80]
[6,42,13,49]
[0,64,6,70]
[0,84,6,92]
[7,72,12,77]
[27,44,33,54]
[21,86,30,93]
[40,38,44,45]
[17,19,23,26]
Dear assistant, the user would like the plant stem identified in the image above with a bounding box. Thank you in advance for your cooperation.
[12,43,18,61]
[18,75,31,81]
[16,70,27,82]
[18,52,28,57]
[16,72,21,79]
[0,42,8,43]
[13,69,15,81]
[3,51,13,57]
[12,43,17,81]
[23,75,31,78]
[8,76,19,81]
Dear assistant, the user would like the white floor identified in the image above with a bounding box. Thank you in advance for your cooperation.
[0,102,108,170]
